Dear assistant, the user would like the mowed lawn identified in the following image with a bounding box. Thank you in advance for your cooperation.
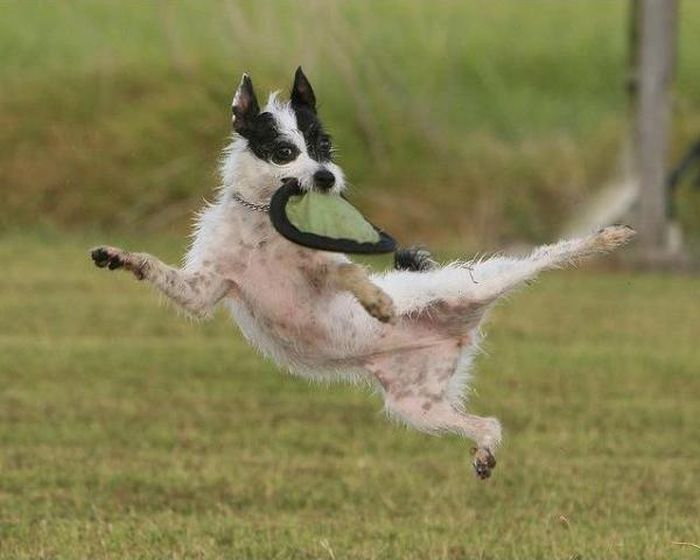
[0,232,697,559]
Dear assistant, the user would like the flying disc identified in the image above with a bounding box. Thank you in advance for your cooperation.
[269,179,396,254]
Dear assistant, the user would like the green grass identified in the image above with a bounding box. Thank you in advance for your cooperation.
[0,232,698,559]
[3,1,700,244]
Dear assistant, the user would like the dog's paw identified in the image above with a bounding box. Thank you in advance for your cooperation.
[472,447,497,480]
[394,246,438,272]
[91,246,126,269]
[594,225,636,252]
[363,288,397,324]
[90,246,147,279]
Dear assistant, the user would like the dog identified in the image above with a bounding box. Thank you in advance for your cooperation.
[91,67,635,479]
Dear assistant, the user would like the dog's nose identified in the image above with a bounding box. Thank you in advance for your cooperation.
[313,169,335,191]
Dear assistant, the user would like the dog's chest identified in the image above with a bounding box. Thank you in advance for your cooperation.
[197,205,362,364]
[227,234,347,350]
[207,211,322,312]
[242,242,329,315]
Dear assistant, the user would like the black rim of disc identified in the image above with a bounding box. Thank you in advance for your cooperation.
[269,179,396,254]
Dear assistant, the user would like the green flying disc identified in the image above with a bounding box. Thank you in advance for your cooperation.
[269,179,396,254]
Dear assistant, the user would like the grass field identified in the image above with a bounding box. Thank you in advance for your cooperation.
[3,1,700,244]
[0,232,697,559]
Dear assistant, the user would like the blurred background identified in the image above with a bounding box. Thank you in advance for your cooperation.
[1,2,698,559]
[2,0,700,248]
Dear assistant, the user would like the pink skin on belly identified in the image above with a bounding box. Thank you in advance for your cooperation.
[239,252,472,368]
[215,220,477,381]
[225,239,370,361]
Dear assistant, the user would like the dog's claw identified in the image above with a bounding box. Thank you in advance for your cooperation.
[472,447,497,480]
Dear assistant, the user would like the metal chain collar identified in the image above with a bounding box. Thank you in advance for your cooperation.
[230,191,270,213]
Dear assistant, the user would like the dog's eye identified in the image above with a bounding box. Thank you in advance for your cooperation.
[272,145,298,164]
[319,135,332,154]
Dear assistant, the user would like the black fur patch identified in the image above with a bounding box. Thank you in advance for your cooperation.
[242,105,332,164]
[394,247,438,272]
[232,74,261,134]
[290,67,332,162]
[240,112,300,163]
[240,112,280,160]
[293,106,333,162]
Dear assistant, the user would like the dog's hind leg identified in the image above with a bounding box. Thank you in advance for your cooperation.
[368,341,502,479]
[381,378,502,479]
[374,226,635,319]
[90,246,232,318]
[468,225,636,304]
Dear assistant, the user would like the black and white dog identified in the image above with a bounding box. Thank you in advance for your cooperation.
[92,68,634,479]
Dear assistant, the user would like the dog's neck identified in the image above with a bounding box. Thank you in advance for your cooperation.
[230,190,270,213]
[220,140,279,206]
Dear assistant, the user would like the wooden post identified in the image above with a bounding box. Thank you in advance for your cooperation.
[632,0,679,264]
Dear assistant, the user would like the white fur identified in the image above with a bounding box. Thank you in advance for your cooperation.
[95,91,635,476]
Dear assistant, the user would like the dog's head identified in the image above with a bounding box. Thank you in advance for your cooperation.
[222,67,346,203]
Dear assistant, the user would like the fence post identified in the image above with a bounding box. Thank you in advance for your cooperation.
[632,0,680,265]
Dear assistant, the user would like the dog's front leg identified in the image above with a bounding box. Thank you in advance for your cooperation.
[90,246,232,318]
[330,263,396,324]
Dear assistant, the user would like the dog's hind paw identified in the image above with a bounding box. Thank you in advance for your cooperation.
[594,225,636,252]
[472,447,497,480]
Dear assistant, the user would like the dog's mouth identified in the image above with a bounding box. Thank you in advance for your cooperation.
[281,176,312,193]
[280,176,335,196]
[282,168,340,194]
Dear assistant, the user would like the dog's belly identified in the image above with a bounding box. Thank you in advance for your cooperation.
[219,240,481,379]
[227,286,477,375]
[226,295,371,376]
[226,263,371,371]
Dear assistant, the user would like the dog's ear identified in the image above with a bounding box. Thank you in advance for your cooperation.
[290,66,316,113]
[232,73,260,133]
